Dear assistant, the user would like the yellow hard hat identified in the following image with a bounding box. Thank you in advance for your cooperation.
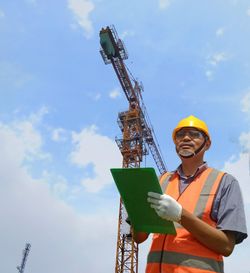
[172,115,210,142]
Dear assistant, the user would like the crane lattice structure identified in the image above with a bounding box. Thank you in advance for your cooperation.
[17,243,31,273]
[99,26,167,273]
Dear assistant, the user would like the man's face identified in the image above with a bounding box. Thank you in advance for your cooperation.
[174,127,207,158]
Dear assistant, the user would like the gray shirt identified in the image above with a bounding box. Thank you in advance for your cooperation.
[175,163,248,244]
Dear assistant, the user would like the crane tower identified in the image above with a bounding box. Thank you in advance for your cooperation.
[17,243,31,273]
[99,26,167,273]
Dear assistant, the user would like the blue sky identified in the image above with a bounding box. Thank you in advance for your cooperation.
[0,0,250,272]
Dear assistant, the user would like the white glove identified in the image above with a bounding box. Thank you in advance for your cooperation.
[147,192,182,222]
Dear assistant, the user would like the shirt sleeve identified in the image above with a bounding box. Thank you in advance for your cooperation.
[211,173,248,244]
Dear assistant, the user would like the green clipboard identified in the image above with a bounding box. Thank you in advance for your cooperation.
[110,167,176,234]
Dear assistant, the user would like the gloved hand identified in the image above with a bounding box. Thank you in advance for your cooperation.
[147,192,182,222]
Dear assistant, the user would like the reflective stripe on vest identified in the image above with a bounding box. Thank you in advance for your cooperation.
[194,169,220,219]
[148,251,223,273]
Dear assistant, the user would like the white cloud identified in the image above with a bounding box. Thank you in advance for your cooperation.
[120,30,135,40]
[42,170,69,196]
[0,108,50,162]
[241,91,250,114]
[94,92,101,100]
[159,0,171,9]
[70,125,122,192]
[221,96,250,272]
[51,128,68,142]
[208,52,228,66]
[247,8,250,16]
[68,0,95,39]
[205,52,229,79]
[0,116,118,273]
[14,121,45,160]
[0,9,5,19]
[216,27,225,37]
[109,87,121,99]
[223,153,250,204]
[225,240,250,273]
[239,132,250,152]
[29,106,49,124]
[223,122,250,205]
[0,61,33,89]
[205,70,213,80]
[41,170,82,201]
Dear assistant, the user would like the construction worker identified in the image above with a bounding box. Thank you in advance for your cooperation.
[133,115,248,273]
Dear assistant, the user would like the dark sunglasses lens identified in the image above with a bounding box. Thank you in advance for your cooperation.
[176,131,185,139]
[189,131,202,138]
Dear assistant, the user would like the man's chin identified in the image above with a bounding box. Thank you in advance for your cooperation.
[178,149,195,158]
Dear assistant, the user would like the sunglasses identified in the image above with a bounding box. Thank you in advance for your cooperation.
[175,129,204,140]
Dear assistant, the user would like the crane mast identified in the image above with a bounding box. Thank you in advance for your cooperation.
[99,26,167,273]
[17,243,31,273]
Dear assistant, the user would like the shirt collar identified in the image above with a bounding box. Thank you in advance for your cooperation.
[176,162,208,180]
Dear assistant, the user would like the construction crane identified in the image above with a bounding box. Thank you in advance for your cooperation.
[99,26,167,273]
[17,243,31,273]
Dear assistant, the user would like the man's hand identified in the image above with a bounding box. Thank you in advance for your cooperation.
[147,192,182,222]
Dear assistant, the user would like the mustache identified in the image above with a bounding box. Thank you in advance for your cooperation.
[178,143,195,148]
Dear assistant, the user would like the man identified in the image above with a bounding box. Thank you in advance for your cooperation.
[133,115,248,273]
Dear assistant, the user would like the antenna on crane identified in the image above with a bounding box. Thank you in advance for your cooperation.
[99,25,167,273]
[17,243,31,273]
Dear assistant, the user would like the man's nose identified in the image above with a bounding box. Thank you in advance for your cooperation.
[182,133,192,140]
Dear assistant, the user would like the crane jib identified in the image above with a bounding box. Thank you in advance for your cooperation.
[99,25,167,174]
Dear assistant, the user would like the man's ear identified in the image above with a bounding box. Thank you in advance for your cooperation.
[205,138,211,151]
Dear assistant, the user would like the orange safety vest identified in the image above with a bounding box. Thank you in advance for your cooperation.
[146,167,225,273]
